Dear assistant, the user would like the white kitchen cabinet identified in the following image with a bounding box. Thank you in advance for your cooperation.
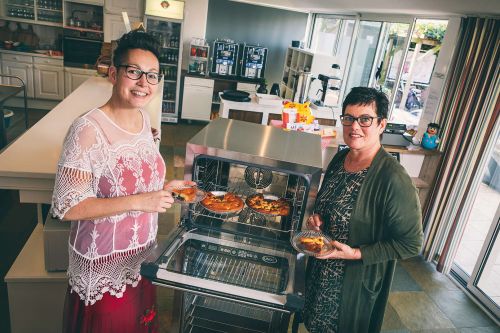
[105,0,142,17]
[71,0,104,5]
[1,61,35,98]
[64,68,96,97]
[34,65,65,100]
[181,77,214,121]
[104,13,141,42]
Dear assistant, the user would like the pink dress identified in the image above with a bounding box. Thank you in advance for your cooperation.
[51,108,165,333]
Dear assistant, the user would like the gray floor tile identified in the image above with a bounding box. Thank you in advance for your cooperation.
[392,262,423,292]
[400,257,460,292]
[459,327,500,333]
[412,329,460,333]
[428,289,497,328]
[389,292,455,330]
[382,302,407,331]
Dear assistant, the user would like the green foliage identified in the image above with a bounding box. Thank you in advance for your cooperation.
[415,22,447,42]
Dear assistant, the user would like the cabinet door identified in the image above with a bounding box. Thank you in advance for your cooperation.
[181,82,214,121]
[105,0,142,16]
[2,61,35,98]
[34,65,64,100]
[64,71,94,97]
[104,14,141,43]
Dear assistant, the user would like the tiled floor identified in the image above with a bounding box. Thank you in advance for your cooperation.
[0,110,498,333]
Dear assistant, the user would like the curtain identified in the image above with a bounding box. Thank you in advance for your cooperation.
[422,17,500,273]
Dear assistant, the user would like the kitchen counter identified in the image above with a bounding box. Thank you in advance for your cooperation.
[0,48,63,59]
[0,76,163,208]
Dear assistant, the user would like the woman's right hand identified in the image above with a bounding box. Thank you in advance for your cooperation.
[307,214,323,231]
[134,190,174,213]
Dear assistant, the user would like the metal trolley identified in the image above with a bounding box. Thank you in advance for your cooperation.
[142,118,323,333]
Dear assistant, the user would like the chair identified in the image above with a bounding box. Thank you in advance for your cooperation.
[0,74,29,129]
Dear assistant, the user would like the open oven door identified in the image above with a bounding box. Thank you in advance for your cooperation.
[141,225,306,313]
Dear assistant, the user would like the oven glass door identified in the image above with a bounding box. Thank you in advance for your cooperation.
[63,37,102,67]
[142,227,305,312]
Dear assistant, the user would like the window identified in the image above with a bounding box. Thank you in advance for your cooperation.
[309,15,449,129]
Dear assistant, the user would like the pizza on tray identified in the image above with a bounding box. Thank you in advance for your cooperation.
[245,193,290,216]
[299,236,325,253]
[201,191,244,213]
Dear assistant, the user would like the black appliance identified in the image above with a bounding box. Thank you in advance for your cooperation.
[63,28,103,68]
[221,90,250,102]
[211,40,239,76]
[381,123,411,147]
[240,44,267,79]
[141,118,323,333]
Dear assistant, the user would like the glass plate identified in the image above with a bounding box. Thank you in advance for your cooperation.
[171,185,206,204]
[291,230,334,257]
[200,191,244,214]
[245,193,290,216]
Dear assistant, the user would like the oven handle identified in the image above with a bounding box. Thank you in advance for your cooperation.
[151,281,292,314]
[63,36,102,43]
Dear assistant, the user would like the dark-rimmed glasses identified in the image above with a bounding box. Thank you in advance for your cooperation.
[117,64,162,85]
[340,115,381,127]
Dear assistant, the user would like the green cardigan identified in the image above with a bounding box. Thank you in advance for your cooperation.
[329,147,423,332]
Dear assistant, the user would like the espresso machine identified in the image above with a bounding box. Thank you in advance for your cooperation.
[240,44,267,79]
[211,40,239,76]
[313,64,341,107]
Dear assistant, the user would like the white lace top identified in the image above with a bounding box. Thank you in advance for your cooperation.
[51,108,165,306]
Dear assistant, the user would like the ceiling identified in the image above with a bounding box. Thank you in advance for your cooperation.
[232,0,500,16]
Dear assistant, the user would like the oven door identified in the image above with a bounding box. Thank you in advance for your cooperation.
[63,36,102,68]
[141,226,306,312]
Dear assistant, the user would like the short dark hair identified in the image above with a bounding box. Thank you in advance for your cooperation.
[342,87,389,119]
[113,29,161,66]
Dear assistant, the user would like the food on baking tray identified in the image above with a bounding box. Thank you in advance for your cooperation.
[201,191,244,213]
[299,236,325,253]
[172,186,202,203]
[245,193,290,216]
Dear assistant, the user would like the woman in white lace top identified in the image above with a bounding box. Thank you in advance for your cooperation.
[51,30,192,333]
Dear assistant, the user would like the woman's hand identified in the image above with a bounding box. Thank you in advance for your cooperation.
[306,214,323,231]
[163,179,197,191]
[133,190,175,213]
[316,241,362,260]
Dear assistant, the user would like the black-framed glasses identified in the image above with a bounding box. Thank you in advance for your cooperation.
[117,64,162,85]
[340,115,381,127]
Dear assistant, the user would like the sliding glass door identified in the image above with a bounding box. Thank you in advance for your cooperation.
[453,129,500,317]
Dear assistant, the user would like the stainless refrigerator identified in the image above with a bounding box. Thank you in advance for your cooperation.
[144,11,183,123]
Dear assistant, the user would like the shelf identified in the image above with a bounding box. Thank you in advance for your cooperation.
[63,26,103,34]
[164,79,177,83]
[162,46,179,50]
[163,99,176,102]
[160,63,178,67]
[190,56,209,61]
[37,7,62,12]
[212,101,220,105]
[6,3,34,8]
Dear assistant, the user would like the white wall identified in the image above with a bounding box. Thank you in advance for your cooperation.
[182,0,209,70]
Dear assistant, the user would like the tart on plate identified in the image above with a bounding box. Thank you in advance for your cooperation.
[245,193,290,216]
[201,191,244,214]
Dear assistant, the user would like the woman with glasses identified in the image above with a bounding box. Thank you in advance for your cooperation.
[302,87,423,333]
[51,30,192,333]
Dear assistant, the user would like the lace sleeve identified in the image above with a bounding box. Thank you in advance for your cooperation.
[51,117,101,219]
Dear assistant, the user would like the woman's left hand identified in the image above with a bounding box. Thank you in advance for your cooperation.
[316,241,362,260]
[163,180,197,191]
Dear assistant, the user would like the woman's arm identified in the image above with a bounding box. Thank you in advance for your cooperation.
[62,189,174,221]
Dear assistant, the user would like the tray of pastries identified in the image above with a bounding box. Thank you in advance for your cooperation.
[291,230,334,257]
[171,185,206,204]
[245,193,290,216]
[200,191,245,214]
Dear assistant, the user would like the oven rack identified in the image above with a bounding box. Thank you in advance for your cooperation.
[189,181,305,232]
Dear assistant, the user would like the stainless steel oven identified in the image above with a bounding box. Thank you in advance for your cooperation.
[63,28,103,68]
[141,118,323,333]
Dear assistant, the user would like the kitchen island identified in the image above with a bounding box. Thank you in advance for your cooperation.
[0,76,163,333]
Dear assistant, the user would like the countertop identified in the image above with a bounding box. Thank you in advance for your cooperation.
[0,48,63,59]
[0,76,163,204]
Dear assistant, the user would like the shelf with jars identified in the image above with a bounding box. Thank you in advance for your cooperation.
[188,38,209,76]
[2,0,63,26]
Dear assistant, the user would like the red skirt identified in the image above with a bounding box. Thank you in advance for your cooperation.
[63,278,158,333]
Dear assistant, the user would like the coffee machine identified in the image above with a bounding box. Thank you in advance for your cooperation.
[240,44,267,79]
[211,40,239,76]
[313,64,341,107]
